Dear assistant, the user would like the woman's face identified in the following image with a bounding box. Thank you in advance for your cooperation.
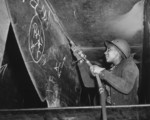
[104,46,119,63]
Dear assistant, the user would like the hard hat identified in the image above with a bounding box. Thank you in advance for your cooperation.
[104,39,131,58]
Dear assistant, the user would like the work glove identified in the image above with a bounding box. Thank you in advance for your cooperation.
[90,65,105,76]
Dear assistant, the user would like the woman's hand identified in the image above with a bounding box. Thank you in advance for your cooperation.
[90,65,105,76]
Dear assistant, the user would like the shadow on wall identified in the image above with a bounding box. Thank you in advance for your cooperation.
[0,24,47,109]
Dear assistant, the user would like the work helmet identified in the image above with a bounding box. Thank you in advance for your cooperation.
[104,39,131,58]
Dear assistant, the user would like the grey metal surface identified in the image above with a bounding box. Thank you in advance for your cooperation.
[5,0,81,107]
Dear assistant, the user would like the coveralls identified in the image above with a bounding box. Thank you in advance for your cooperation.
[100,56,139,105]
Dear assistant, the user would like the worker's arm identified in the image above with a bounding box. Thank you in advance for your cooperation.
[100,64,139,94]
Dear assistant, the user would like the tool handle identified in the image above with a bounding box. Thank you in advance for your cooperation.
[71,46,107,120]
[96,74,107,120]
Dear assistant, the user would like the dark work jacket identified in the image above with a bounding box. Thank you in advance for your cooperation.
[100,56,139,105]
